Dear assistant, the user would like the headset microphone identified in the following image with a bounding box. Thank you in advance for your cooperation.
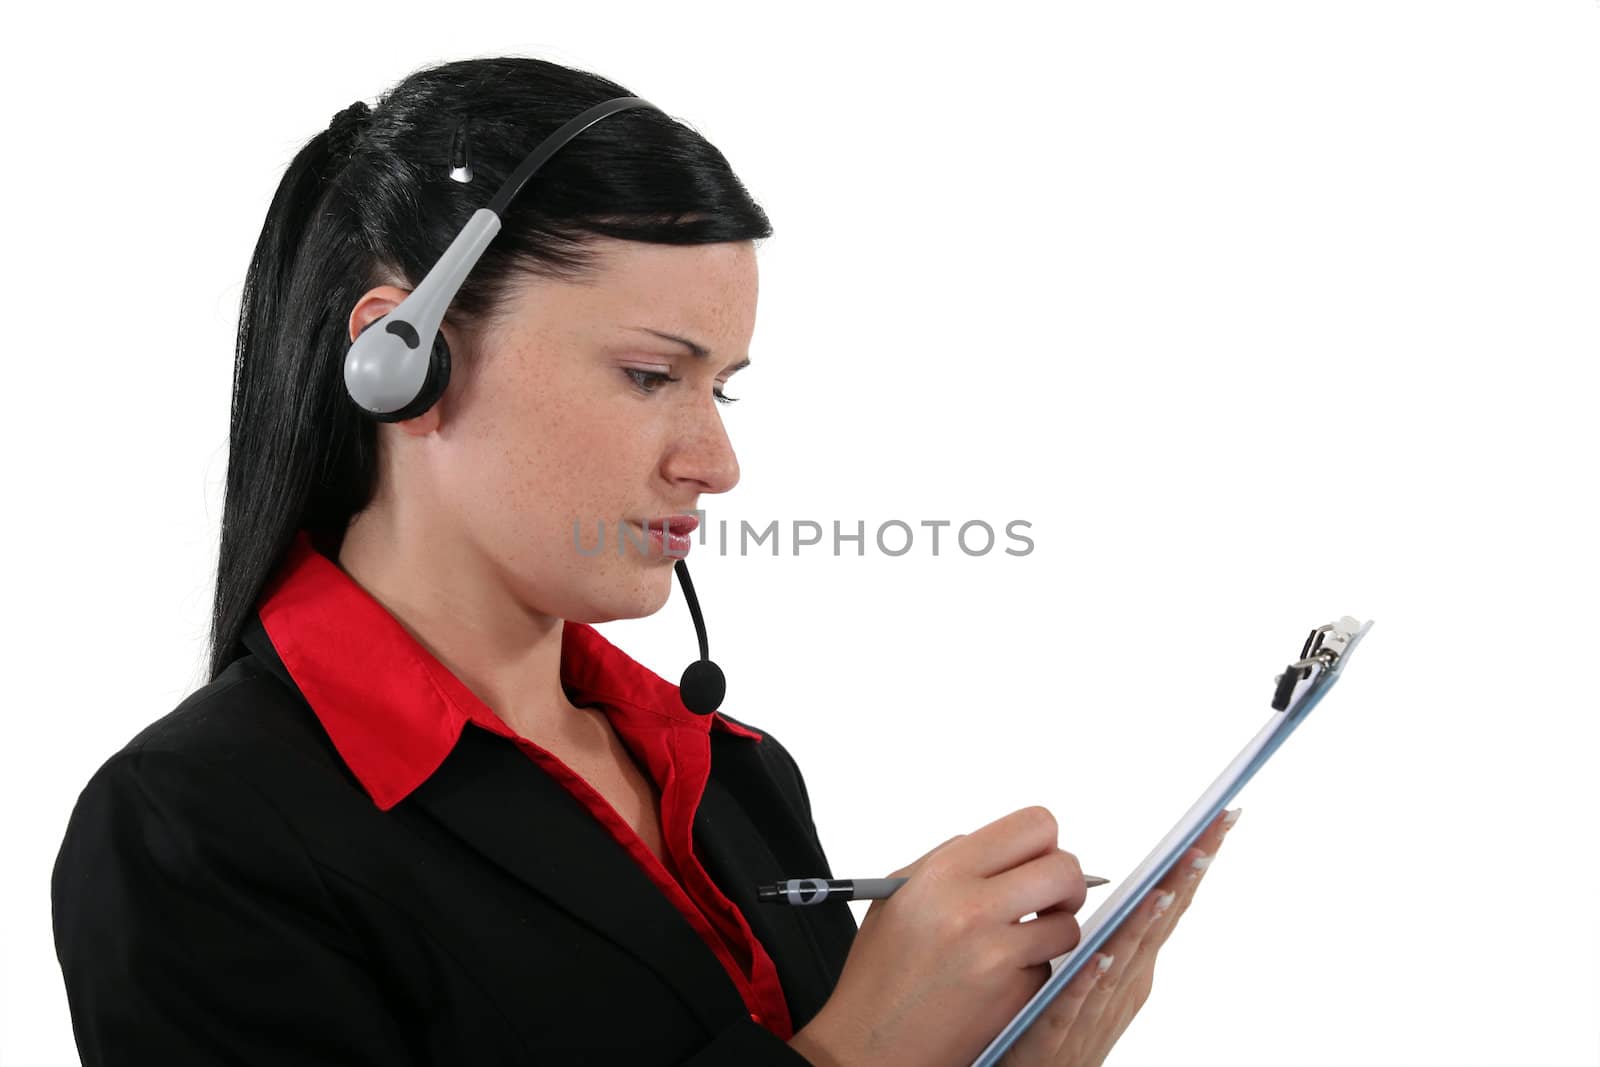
[672,558,725,716]
[340,94,729,716]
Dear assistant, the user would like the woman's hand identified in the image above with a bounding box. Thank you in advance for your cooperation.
[788,806,1239,1067]
[790,805,1095,1067]
[995,807,1240,1067]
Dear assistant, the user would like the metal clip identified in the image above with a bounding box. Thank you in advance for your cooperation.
[1272,616,1361,710]
[449,118,474,183]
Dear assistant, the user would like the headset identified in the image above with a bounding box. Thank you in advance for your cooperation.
[342,95,727,717]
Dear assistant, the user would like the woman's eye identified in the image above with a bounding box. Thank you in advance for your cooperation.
[624,367,676,393]
[623,367,739,405]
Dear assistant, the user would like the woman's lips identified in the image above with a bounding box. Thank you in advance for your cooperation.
[654,515,699,536]
[629,516,697,557]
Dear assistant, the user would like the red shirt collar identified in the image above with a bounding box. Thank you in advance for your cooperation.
[255,529,762,811]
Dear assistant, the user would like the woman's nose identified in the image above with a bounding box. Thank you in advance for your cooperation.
[663,398,740,494]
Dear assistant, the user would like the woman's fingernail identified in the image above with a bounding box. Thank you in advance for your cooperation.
[1185,853,1213,881]
[1152,890,1176,918]
[1222,808,1242,831]
[1096,953,1115,974]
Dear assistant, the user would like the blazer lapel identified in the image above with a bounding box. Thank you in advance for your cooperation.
[407,724,750,1032]
[692,769,840,1027]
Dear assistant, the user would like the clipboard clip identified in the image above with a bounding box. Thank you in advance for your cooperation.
[1271,615,1363,710]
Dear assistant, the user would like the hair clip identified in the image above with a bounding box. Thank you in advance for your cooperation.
[449,118,473,183]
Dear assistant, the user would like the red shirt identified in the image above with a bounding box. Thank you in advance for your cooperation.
[254,529,795,1041]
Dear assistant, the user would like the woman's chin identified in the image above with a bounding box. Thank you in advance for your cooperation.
[570,568,676,624]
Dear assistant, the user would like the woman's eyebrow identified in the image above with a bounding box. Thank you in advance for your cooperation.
[626,326,751,373]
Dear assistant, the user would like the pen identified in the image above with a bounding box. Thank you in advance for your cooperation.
[758,874,1111,905]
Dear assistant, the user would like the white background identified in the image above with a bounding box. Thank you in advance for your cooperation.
[4,2,1596,1065]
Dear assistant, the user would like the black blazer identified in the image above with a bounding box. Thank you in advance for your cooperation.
[51,614,857,1065]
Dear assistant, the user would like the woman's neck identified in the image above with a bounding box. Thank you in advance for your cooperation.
[334,509,587,744]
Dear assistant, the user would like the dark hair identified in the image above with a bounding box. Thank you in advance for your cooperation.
[207,56,773,682]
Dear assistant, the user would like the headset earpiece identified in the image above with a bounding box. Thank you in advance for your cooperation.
[344,313,453,422]
[363,328,452,424]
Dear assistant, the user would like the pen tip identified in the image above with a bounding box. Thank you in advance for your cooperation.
[1085,876,1109,887]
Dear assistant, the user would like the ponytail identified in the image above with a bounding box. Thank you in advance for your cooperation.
[207,119,376,680]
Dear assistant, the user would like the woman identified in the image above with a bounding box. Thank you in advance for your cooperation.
[50,56,1234,1066]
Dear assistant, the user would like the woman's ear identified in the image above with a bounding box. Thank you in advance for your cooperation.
[347,285,413,344]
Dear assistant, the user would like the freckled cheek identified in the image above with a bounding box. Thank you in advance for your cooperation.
[535,396,630,471]
[473,401,651,530]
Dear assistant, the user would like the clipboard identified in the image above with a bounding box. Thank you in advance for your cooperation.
[969,616,1374,1067]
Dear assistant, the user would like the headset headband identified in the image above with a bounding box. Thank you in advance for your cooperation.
[344,96,659,420]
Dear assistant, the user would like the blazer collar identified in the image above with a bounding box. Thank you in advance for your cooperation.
[241,529,761,812]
